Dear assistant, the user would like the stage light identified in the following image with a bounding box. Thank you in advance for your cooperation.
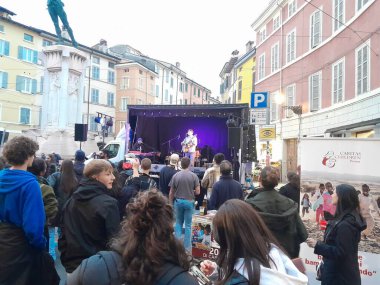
[226,114,237,127]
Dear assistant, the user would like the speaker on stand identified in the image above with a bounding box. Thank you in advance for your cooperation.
[74,123,88,150]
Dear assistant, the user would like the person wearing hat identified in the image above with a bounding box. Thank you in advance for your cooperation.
[132,137,146,153]
[74,150,86,183]
[159,154,179,197]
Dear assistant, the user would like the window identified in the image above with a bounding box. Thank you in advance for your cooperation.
[138,78,144,90]
[0,40,9,56]
[310,10,322,49]
[286,29,296,63]
[16,76,37,94]
[108,62,115,69]
[198,89,201,97]
[17,46,38,64]
[309,72,321,111]
[165,70,169,83]
[121,97,128,111]
[238,80,242,101]
[273,14,280,30]
[165,89,169,101]
[139,70,143,75]
[89,115,98,132]
[42,39,53,47]
[170,77,174,88]
[193,87,196,96]
[91,89,99,104]
[288,0,297,17]
[332,59,344,104]
[92,66,100,80]
[258,54,265,80]
[107,70,115,84]
[156,85,160,97]
[286,85,296,117]
[24,33,33,42]
[92,56,100,64]
[120,77,129,89]
[185,99,188,105]
[270,93,279,121]
[170,95,173,104]
[333,0,344,31]
[260,27,267,42]
[356,43,369,95]
[357,0,370,10]
[185,83,188,92]
[179,82,184,92]
[20,108,31,124]
[107,92,114,106]
[0,71,8,88]
[0,25,4,33]
[271,43,280,73]
[180,99,183,105]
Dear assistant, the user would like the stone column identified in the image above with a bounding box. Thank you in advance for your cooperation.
[41,45,87,131]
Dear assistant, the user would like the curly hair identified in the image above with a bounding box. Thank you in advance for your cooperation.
[2,136,39,166]
[111,191,189,285]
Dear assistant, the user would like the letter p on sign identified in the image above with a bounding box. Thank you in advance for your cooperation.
[251,92,268,108]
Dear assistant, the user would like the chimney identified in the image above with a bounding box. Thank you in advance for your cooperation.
[231,50,239,57]
[175,62,181,69]
[246,41,254,53]
[99,39,108,53]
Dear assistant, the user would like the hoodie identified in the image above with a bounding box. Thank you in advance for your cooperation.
[246,188,308,258]
[59,178,120,273]
[0,169,46,249]
[234,246,308,285]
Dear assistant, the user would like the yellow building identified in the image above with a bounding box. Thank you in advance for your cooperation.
[235,43,256,104]
[0,7,45,136]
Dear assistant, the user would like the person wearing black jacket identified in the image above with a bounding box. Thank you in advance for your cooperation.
[307,184,366,285]
[209,160,243,210]
[279,172,300,211]
[59,159,120,273]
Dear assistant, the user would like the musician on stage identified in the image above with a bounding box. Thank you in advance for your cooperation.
[181,129,198,167]
[131,138,146,153]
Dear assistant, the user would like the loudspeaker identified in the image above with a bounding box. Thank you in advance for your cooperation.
[228,127,241,149]
[74,124,88,142]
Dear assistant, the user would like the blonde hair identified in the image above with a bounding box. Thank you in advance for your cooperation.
[84,159,113,179]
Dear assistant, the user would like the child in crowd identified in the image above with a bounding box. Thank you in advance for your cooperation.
[301,193,311,217]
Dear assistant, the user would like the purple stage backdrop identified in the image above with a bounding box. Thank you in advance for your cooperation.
[133,116,230,158]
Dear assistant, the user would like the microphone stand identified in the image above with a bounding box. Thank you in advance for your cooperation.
[162,134,181,154]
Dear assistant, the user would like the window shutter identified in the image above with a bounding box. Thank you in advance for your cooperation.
[1,72,8,88]
[18,46,23,60]
[33,50,38,64]
[32,79,37,94]
[40,76,44,93]
[4,41,10,56]
[16,75,23,91]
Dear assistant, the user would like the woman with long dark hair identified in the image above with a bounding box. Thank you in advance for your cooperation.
[67,190,198,285]
[48,160,78,226]
[200,199,308,285]
[307,184,366,285]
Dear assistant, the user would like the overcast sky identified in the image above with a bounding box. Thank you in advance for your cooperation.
[2,0,269,97]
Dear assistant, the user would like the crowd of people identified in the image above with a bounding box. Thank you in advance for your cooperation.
[0,135,375,285]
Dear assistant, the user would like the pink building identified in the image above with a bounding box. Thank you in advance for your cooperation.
[252,0,380,173]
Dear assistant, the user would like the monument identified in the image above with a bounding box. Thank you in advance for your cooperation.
[37,2,89,156]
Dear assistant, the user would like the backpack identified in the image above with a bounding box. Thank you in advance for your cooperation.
[97,251,187,285]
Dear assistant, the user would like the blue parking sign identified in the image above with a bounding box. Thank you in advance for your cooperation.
[251,92,269,108]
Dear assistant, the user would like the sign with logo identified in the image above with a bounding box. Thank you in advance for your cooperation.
[250,92,269,108]
[249,109,267,125]
[259,125,276,140]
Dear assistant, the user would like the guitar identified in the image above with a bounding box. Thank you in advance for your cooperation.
[181,134,197,153]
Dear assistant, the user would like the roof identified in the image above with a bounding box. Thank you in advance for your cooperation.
[128,104,249,118]
[116,61,158,75]
[325,118,380,134]
[0,6,16,16]
[219,57,239,78]
[0,15,120,61]
[251,0,285,31]
[234,47,256,68]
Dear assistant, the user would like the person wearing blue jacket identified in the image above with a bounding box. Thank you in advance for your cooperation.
[0,136,59,285]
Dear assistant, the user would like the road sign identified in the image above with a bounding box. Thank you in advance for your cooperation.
[250,92,269,108]
[259,125,276,140]
[250,109,267,125]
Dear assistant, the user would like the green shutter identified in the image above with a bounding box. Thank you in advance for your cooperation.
[16,75,23,91]
[31,79,37,94]
[4,41,10,56]
[18,46,23,60]
[1,72,8,88]
[33,50,38,64]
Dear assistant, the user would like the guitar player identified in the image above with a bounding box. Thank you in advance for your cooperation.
[181,129,198,167]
